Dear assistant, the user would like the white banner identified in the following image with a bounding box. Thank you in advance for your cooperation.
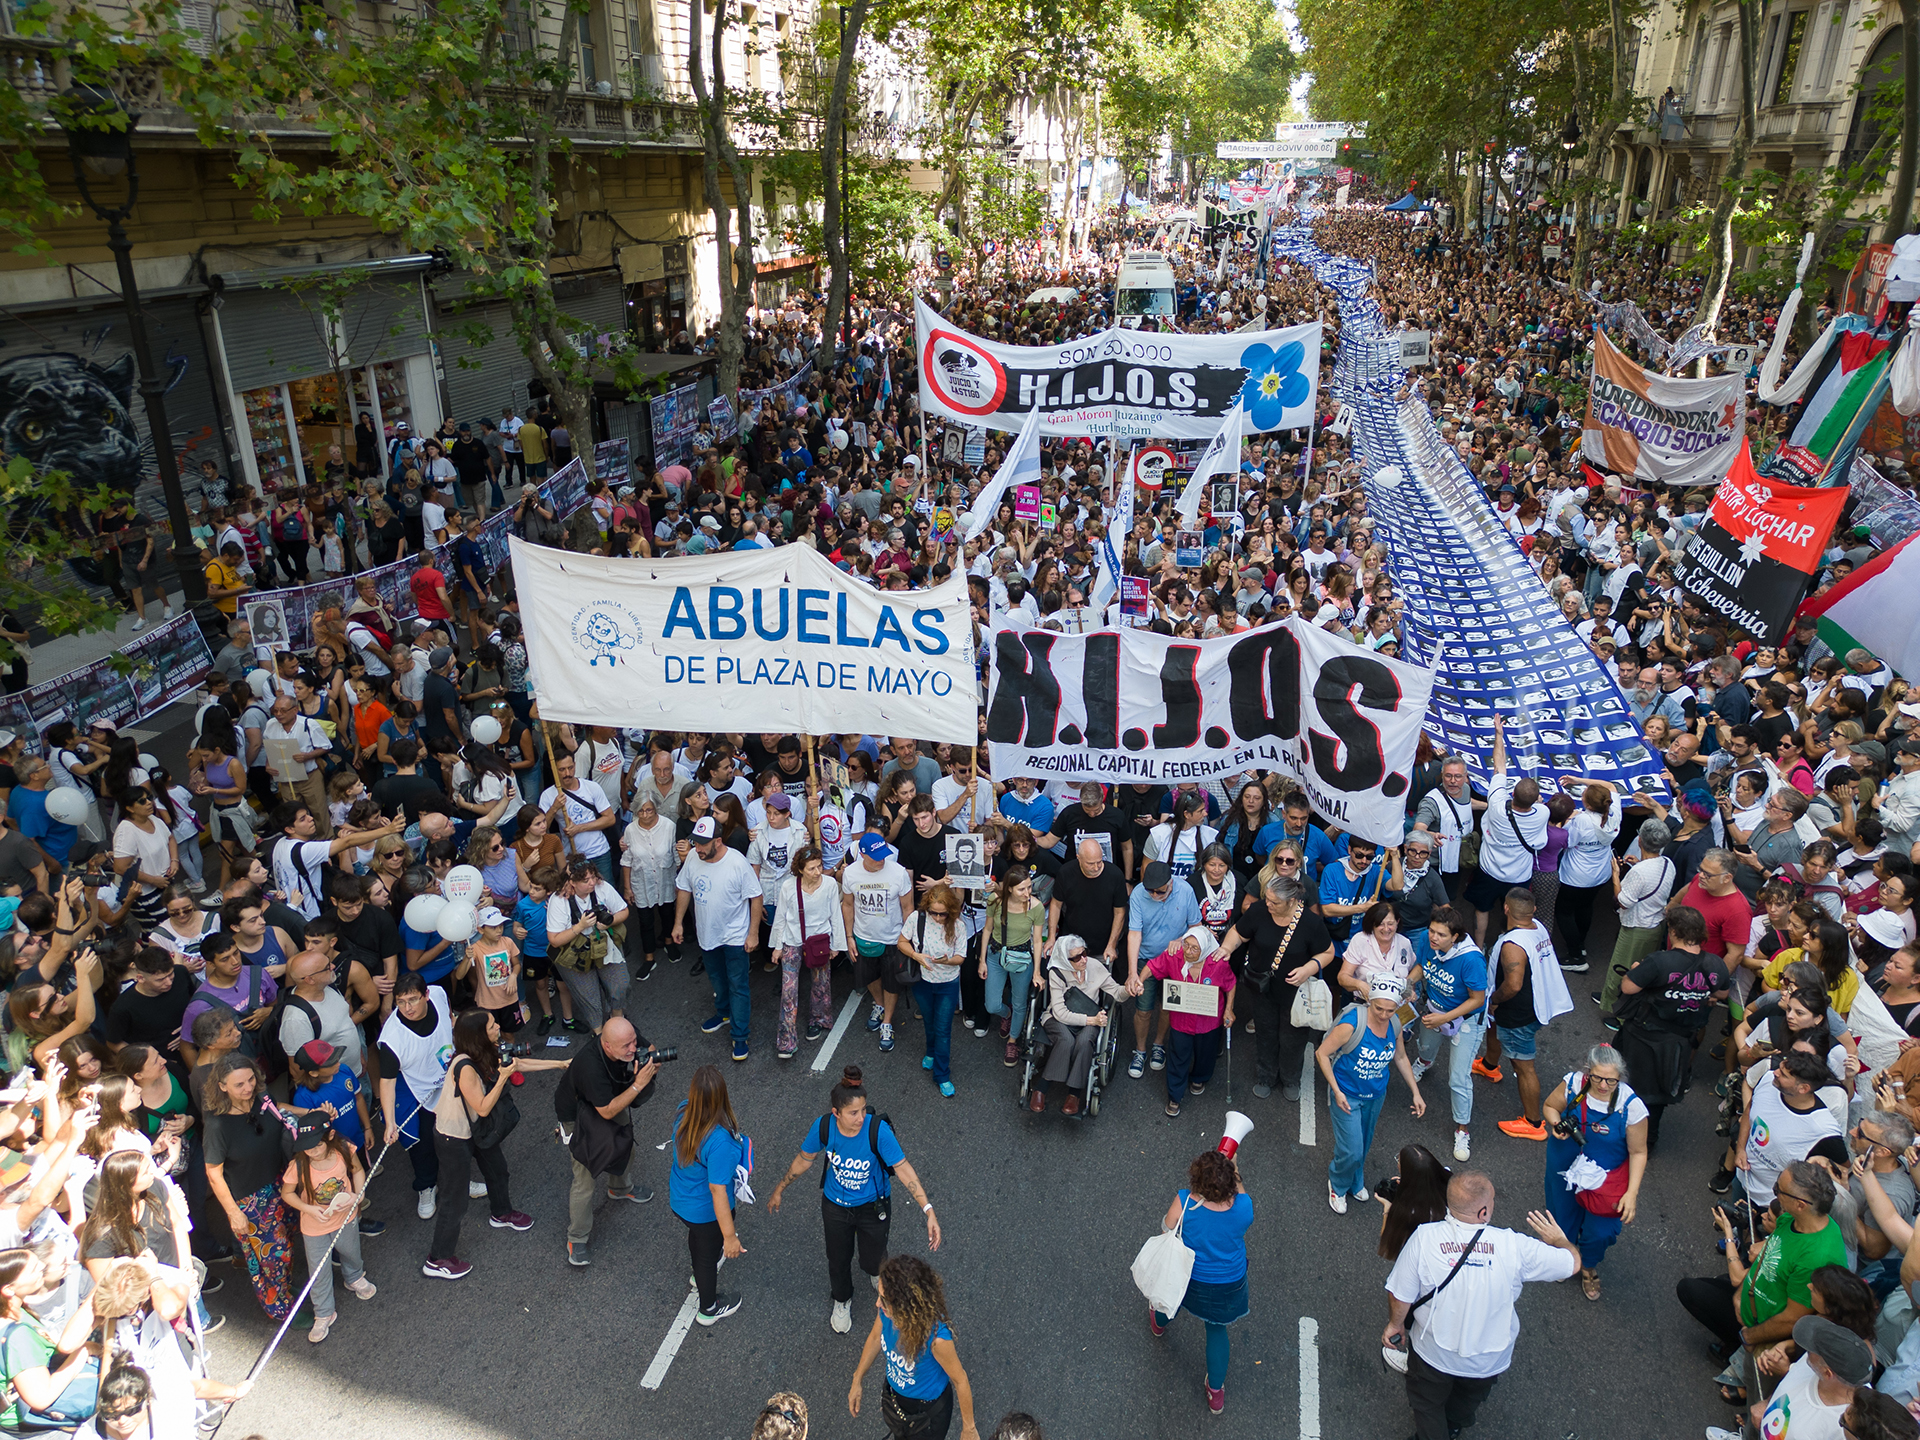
[1217,139,1342,159]
[513,538,978,742]
[1582,329,1747,486]
[985,619,1435,846]
[915,297,1319,440]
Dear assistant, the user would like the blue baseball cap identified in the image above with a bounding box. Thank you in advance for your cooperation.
[859,833,894,861]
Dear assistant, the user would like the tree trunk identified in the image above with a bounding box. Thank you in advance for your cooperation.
[688,0,755,400]
[1572,0,1633,291]
[1694,0,1762,338]
[820,0,871,376]
[1882,0,1919,239]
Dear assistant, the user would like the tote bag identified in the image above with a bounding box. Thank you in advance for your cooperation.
[1131,1197,1197,1315]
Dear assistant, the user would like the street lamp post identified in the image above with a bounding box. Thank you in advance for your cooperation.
[57,83,204,607]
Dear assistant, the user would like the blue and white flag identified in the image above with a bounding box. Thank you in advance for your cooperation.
[1175,399,1245,526]
[1093,443,1134,609]
[959,405,1043,541]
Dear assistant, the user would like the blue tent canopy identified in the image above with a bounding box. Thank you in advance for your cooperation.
[1384,192,1428,212]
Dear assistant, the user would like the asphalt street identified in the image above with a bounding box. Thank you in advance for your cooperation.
[151,803,1729,1440]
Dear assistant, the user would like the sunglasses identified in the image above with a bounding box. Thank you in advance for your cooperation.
[166,906,195,918]
[1274,856,1300,866]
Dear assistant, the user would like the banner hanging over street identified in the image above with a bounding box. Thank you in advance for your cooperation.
[914,297,1319,440]
[985,618,1434,846]
[1677,439,1848,643]
[1582,330,1746,486]
[513,539,979,742]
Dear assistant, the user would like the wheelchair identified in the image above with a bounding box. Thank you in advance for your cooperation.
[1016,977,1123,1117]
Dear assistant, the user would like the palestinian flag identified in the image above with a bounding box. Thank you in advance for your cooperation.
[1798,530,1920,680]
[1763,320,1895,482]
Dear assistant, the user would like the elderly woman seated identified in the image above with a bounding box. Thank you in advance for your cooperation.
[1028,934,1129,1117]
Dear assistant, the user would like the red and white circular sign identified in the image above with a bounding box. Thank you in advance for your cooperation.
[921,327,1008,418]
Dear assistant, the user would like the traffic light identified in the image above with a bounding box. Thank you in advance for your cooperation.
[1338,140,1356,161]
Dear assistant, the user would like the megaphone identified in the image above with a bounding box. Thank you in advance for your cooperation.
[1217,1111,1254,1159]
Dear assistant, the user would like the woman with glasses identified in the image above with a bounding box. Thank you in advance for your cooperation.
[110,786,177,932]
[1540,1043,1648,1301]
[467,825,519,911]
[896,884,968,1098]
[151,883,218,970]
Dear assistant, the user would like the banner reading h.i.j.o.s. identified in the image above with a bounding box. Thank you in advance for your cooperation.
[511,538,978,743]
[986,619,1435,847]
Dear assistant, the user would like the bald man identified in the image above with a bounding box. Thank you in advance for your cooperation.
[277,948,365,1077]
[557,1015,660,1267]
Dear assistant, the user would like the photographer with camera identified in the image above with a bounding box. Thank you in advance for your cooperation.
[557,1016,662,1268]
[543,860,633,1036]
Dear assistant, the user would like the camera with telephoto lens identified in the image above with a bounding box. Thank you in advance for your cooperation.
[642,1046,679,1065]
[498,1040,533,1063]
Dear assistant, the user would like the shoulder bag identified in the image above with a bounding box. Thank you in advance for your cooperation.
[885,912,926,989]
[1383,1224,1486,1373]
[460,1056,521,1151]
[1131,1195,1198,1316]
[797,879,833,969]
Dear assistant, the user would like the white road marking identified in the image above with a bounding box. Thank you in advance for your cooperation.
[811,989,865,1073]
[1298,1050,1317,1147]
[640,1291,699,1390]
[1299,1316,1321,1439]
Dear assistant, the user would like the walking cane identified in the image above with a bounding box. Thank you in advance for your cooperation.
[1224,1023,1233,1106]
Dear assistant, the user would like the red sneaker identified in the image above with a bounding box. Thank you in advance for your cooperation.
[1498,1117,1548,1141]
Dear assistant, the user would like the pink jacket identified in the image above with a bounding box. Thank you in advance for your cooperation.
[1146,945,1237,1034]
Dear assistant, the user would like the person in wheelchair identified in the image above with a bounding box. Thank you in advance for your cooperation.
[1027,934,1129,1116]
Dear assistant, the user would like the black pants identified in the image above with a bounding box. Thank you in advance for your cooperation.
[685,1213,728,1309]
[429,1134,511,1262]
[883,1384,954,1440]
[1244,981,1311,1088]
[633,901,676,960]
[406,1111,441,1193]
[1558,881,1606,959]
[823,1196,891,1303]
[1405,1347,1498,1440]
[1676,1273,1743,1348]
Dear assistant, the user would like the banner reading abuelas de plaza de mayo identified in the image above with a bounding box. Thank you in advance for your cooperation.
[986,618,1435,847]
[915,297,1320,440]
[510,538,978,743]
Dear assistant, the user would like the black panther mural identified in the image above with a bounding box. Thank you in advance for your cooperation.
[0,350,146,494]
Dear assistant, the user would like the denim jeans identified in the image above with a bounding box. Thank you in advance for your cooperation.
[703,943,753,1041]
[915,977,960,1083]
[584,850,616,884]
[1328,1087,1386,1197]
[983,949,1038,1035]
[1416,1012,1487,1127]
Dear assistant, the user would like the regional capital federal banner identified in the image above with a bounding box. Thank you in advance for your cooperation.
[511,538,978,743]
[985,618,1435,846]
[915,296,1320,441]
[1582,329,1746,486]
[1675,439,1848,643]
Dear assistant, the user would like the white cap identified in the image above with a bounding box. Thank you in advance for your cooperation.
[475,906,507,928]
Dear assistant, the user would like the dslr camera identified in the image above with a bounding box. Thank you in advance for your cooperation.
[498,1040,533,1063]
[642,1046,679,1065]
[590,900,618,927]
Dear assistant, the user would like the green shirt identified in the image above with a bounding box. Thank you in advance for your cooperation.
[1,1316,56,1428]
[985,899,1041,954]
[1738,1215,1847,1328]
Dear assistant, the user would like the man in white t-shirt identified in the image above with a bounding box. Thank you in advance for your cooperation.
[674,817,764,1059]
[546,859,633,1035]
[1738,1051,1844,1208]
[840,833,915,1053]
[1464,717,1546,947]
[540,754,618,882]
[264,696,335,837]
[1383,1171,1579,1439]
[271,801,402,921]
[1755,1315,1869,1440]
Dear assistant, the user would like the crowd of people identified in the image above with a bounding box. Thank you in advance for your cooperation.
[2,176,1919,1440]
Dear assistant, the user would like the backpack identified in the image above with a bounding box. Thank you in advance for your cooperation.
[280,508,306,542]
[1335,1004,1401,1060]
[274,832,336,909]
[258,987,323,1082]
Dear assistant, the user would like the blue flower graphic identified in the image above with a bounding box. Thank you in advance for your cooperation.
[1237,341,1309,429]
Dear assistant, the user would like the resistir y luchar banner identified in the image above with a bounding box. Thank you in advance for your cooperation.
[985,618,1435,847]
[914,297,1320,440]
[511,538,979,742]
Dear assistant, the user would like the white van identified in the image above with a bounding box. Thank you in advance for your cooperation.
[1114,251,1177,327]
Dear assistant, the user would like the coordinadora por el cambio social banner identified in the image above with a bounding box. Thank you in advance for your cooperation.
[510,536,979,743]
[985,617,1436,847]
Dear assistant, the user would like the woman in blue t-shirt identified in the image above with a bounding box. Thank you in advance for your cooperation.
[767,1066,943,1336]
[1413,906,1491,1165]
[668,1065,749,1326]
[1316,975,1426,1214]
[1148,1148,1254,1416]
[849,1254,979,1440]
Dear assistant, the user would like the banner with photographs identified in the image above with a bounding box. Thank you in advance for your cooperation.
[649,383,702,469]
[1849,453,1920,551]
[985,617,1434,846]
[915,297,1320,440]
[1581,330,1746,487]
[739,362,814,430]
[709,395,739,443]
[593,438,631,483]
[1677,439,1849,643]
[0,612,213,757]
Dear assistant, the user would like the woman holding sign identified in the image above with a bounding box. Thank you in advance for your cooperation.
[1144,927,1236,1118]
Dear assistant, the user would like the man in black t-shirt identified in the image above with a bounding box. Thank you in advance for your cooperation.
[1047,840,1129,964]
[556,1017,659,1266]
[328,874,404,1000]
[891,797,953,898]
[1616,905,1728,1142]
[1219,874,1335,1100]
[107,946,199,1081]
[1038,781,1135,878]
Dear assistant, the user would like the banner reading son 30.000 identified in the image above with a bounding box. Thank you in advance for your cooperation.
[915,297,1320,440]
[986,618,1435,847]
[511,537,978,743]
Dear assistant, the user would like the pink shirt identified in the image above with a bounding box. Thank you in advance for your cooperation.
[1145,945,1236,1034]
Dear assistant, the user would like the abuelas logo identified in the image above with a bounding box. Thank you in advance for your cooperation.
[571,604,644,668]
[921,328,1008,416]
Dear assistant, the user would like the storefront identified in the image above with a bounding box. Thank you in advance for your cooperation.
[434,270,628,429]
[211,269,442,490]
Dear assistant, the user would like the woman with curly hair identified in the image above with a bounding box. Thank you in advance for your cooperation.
[849,1254,979,1440]
[1147,1148,1253,1415]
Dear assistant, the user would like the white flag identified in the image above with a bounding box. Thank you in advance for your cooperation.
[1175,399,1245,526]
[959,405,1043,541]
[1093,444,1135,609]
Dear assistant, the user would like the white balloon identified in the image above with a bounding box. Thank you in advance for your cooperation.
[44,788,88,826]
[469,716,503,746]
[403,894,446,933]
[246,669,273,700]
[436,903,477,943]
[832,430,849,451]
[443,864,485,905]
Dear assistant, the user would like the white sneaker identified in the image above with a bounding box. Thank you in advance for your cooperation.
[346,1277,377,1301]
[161,603,175,620]
[1705,1428,1742,1440]
[131,617,148,632]
[307,1312,335,1344]
[417,1187,437,1220]
[1410,1059,1432,1082]
[468,1181,489,1199]
[1454,1130,1472,1162]
[1352,1185,1372,1203]
[830,1299,853,1334]
[1327,1182,1347,1215]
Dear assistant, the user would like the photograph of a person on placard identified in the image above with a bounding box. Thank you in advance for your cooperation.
[246,598,287,653]
[1211,482,1237,516]
[941,426,966,465]
[944,831,987,889]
